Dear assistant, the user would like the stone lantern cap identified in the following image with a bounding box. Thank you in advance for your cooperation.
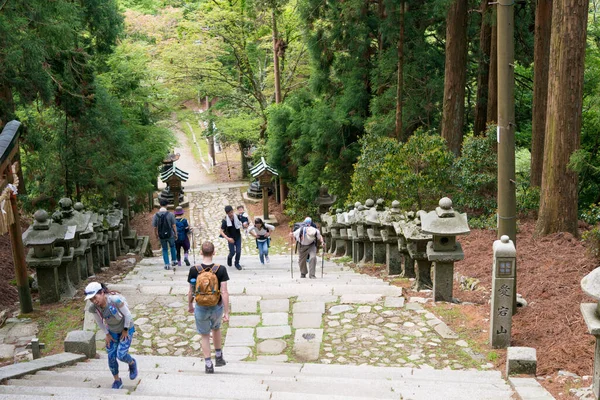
[493,235,516,259]
[316,186,337,207]
[420,197,470,237]
[59,198,92,233]
[401,218,432,241]
[160,162,189,183]
[105,209,122,229]
[581,268,600,301]
[22,210,67,246]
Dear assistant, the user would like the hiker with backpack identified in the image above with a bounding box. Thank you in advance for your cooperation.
[187,241,230,374]
[174,206,191,266]
[152,199,178,270]
[249,217,275,265]
[292,218,324,279]
[85,281,137,389]
[220,205,243,270]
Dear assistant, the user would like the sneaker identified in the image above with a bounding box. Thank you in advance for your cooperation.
[129,359,138,380]
[227,258,233,267]
[184,258,190,266]
[177,261,182,267]
[235,265,242,270]
[215,356,227,367]
[300,274,306,278]
[112,379,123,389]
[205,364,214,374]
[172,261,178,266]
[265,255,270,264]
[164,265,170,270]
[309,276,317,279]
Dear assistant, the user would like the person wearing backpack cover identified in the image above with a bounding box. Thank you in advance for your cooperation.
[174,206,191,266]
[220,205,243,270]
[85,281,137,389]
[292,220,324,279]
[187,241,230,373]
[152,199,178,270]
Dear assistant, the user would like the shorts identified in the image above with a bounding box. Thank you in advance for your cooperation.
[194,303,224,335]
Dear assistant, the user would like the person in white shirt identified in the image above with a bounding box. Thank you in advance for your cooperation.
[249,218,275,264]
[292,221,324,278]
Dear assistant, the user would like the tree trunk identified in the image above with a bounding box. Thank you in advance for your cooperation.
[535,0,588,237]
[474,0,491,136]
[441,0,468,156]
[395,0,405,140]
[487,7,498,124]
[272,8,281,105]
[530,0,553,187]
[0,83,14,127]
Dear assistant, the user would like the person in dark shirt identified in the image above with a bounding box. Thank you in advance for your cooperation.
[187,241,230,374]
[236,205,250,237]
[220,205,243,270]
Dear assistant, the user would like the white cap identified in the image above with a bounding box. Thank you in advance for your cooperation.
[84,282,102,300]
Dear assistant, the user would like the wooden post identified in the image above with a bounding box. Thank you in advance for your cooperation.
[262,186,269,220]
[7,165,33,313]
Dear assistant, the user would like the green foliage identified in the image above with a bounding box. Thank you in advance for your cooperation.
[452,127,497,215]
[515,148,540,214]
[468,214,496,230]
[349,130,454,211]
[580,203,600,225]
[582,227,600,259]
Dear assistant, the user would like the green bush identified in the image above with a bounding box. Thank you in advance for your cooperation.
[583,227,600,258]
[452,127,497,215]
[348,130,454,211]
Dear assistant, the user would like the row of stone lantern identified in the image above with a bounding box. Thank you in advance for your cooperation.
[21,198,135,305]
[320,197,470,303]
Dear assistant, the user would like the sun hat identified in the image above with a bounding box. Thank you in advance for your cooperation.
[304,217,312,225]
[84,282,103,300]
[175,206,184,216]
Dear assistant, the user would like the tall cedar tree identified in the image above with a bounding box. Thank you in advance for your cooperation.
[535,0,588,237]
[473,0,491,136]
[530,0,553,187]
[441,0,468,156]
[487,6,498,123]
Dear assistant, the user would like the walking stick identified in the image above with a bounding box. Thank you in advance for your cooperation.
[321,239,325,278]
[290,234,294,279]
[191,227,196,265]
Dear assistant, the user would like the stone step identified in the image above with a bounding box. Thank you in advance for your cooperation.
[0,394,229,400]
[50,356,505,384]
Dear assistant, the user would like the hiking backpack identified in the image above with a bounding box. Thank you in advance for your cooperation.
[175,218,188,240]
[157,212,172,239]
[194,265,221,307]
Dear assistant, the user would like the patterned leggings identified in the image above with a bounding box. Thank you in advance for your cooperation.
[106,326,135,376]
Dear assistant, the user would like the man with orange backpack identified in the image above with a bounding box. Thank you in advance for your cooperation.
[187,241,230,373]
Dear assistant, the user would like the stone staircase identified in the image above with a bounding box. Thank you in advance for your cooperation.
[1,253,549,399]
[0,353,514,400]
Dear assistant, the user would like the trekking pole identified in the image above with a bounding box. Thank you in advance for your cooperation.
[321,239,325,278]
[290,234,294,279]
[191,227,196,265]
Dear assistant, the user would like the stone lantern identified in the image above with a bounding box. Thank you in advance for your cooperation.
[105,207,123,261]
[22,210,67,304]
[316,186,337,215]
[358,199,375,264]
[331,209,346,257]
[580,268,600,399]
[320,210,334,254]
[338,209,352,258]
[402,214,433,290]
[349,202,362,263]
[420,197,470,302]
[366,198,387,264]
[97,209,111,266]
[58,198,92,282]
[381,200,403,275]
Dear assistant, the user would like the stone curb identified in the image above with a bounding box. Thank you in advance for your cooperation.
[508,377,555,400]
[0,352,86,383]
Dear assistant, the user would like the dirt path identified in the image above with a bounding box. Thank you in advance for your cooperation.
[158,119,214,193]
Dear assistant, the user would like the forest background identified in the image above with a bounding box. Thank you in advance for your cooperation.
[2,1,600,397]
[2,0,600,242]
